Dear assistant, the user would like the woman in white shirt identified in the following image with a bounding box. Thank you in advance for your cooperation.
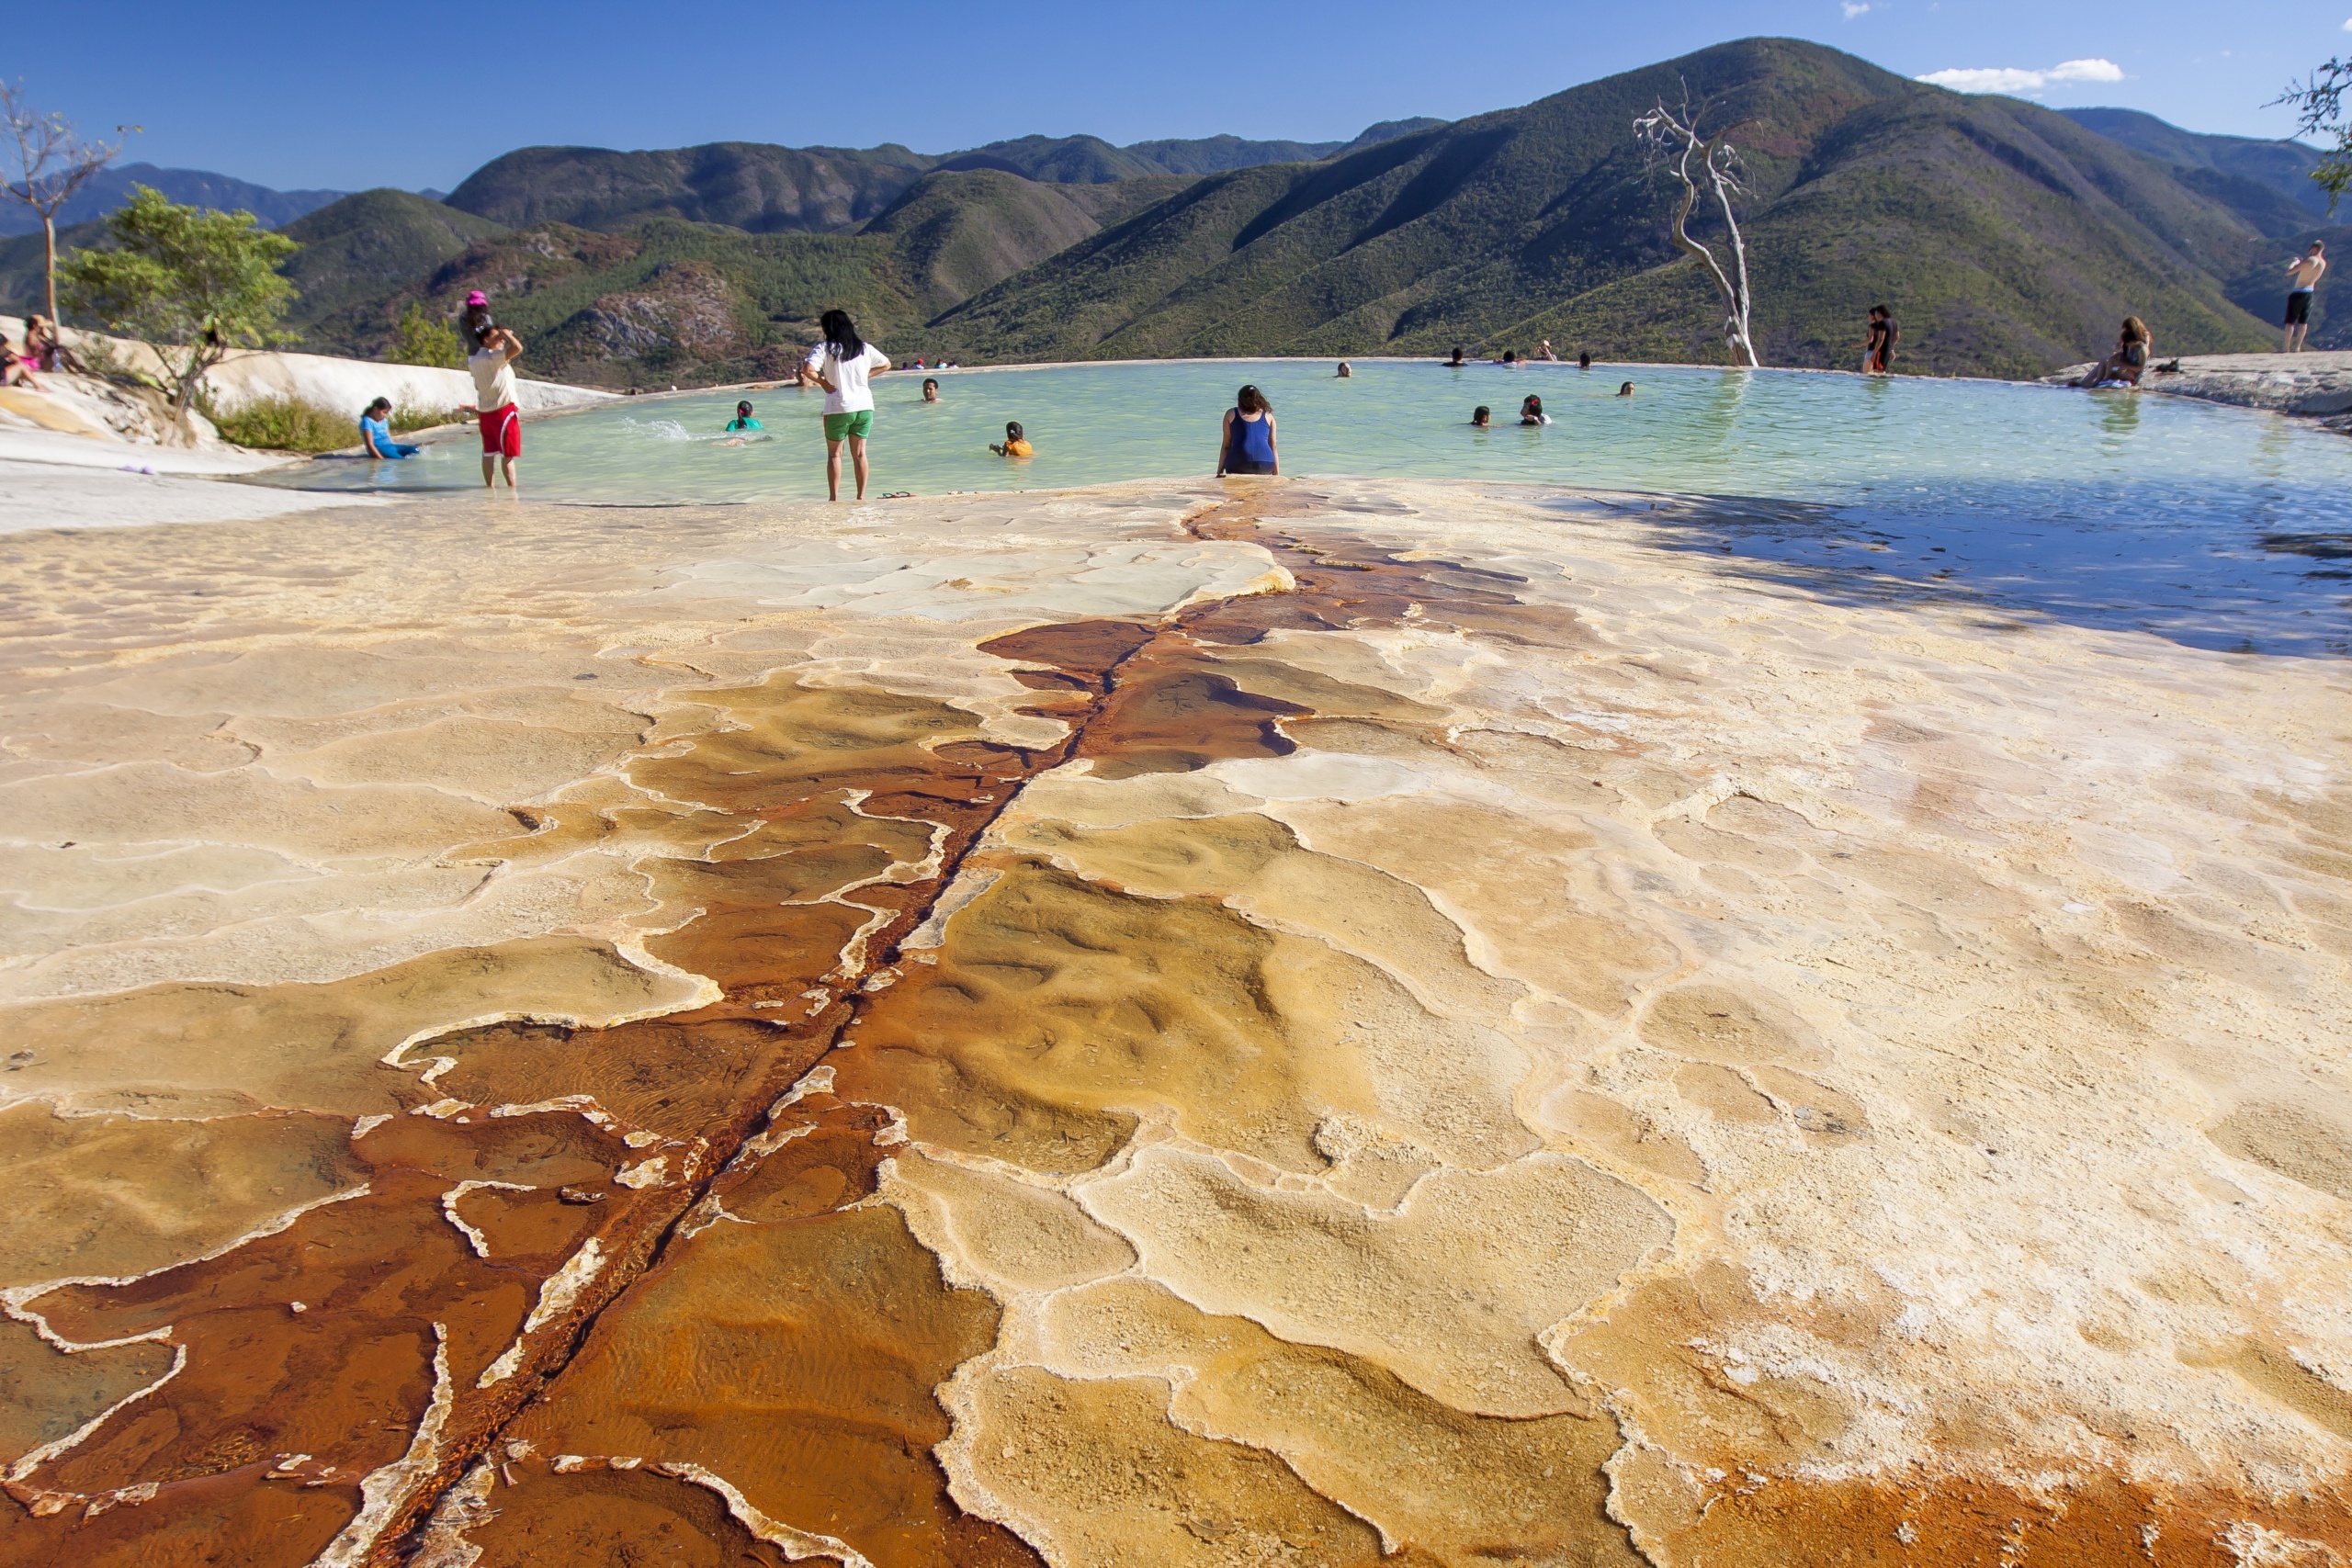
[804,309,890,502]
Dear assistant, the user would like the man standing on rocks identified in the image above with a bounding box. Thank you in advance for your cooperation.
[2283,241,2326,353]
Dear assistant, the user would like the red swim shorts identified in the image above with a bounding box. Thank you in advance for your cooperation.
[479,402,521,457]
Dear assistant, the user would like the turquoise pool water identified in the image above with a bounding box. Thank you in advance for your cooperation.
[249,359,2350,656]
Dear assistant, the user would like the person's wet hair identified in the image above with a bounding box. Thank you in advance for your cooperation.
[922,377,939,389]
[1005,421,1023,440]
[1237,384,1270,414]
[1618,381,1634,396]
[737,400,753,416]
[1472,405,1491,423]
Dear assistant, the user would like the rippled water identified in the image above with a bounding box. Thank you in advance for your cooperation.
[246,359,2352,655]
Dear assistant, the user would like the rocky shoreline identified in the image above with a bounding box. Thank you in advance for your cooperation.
[2045,348,2352,429]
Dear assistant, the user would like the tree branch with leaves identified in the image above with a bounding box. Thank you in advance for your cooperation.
[58,185,297,419]
[0,81,136,330]
[2274,59,2352,214]
[1634,94,1760,367]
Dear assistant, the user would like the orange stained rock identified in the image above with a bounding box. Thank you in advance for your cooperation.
[3,677,1102,1564]
[492,1095,1038,1568]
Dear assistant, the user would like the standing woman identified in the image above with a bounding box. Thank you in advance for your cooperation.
[1216,384,1279,477]
[805,308,889,502]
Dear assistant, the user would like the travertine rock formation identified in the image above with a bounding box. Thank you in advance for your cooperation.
[1,478,2346,1567]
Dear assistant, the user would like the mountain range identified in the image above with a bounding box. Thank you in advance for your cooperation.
[2,42,2331,386]
[0,162,349,237]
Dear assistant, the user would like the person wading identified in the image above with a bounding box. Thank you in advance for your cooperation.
[463,292,523,491]
[1864,305,1897,375]
[805,309,890,502]
[1216,384,1279,477]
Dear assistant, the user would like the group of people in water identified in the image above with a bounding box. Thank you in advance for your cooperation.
[347,244,2346,497]
[345,297,1674,497]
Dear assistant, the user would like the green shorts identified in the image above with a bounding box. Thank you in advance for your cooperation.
[823,410,874,442]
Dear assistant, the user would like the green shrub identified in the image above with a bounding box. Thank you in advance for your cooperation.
[390,303,464,368]
[390,403,458,433]
[209,395,359,453]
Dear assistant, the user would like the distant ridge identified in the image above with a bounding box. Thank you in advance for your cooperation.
[2061,107,2325,234]
[442,120,1447,232]
[0,162,345,236]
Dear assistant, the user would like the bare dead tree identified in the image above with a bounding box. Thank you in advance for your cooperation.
[0,82,136,330]
[1634,93,1759,367]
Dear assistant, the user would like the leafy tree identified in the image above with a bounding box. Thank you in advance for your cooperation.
[2276,60,2352,213]
[58,185,297,417]
[390,301,464,367]
[0,81,134,329]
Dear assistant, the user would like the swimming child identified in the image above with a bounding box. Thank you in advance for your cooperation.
[1519,394,1549,426]
[922,378,940,402]
[1617,381,1634,397]
[1577,351,1591,369]
[1448,345,1466,367]
[358,398,419,458]
[1336,360,1352,378]
[991,421,1033,457]
[725,400,762,433]
[1471,405,1492,427]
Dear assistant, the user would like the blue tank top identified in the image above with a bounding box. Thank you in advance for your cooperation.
[1227,409,1274,465]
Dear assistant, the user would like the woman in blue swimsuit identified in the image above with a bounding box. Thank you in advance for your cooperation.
[1216,384,1279,477]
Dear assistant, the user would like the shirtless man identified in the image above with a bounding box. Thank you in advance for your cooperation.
[2284,242,2326,353]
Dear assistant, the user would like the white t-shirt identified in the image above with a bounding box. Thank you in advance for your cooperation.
[469,345,517,411]
[807,341,889,413]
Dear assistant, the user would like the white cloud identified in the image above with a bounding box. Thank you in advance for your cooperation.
[1917,58,2125,95]
[2341,17,2352,30]
[1842,2,1871,17]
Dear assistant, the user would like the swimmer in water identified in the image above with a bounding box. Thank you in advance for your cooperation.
[1617,381,1634,397]
[922,377,940,402]
[1519,394,1549,426]
[1448,345,1466,367]
[1471,404,1492,427]
[1577,350,1591,369]
[1336,360,1352,378]
[725,400,762,433]
[991,420,1033,457]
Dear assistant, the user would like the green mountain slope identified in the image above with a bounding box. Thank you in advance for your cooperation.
[446,141,936,232]
[938,135,1163,184]
[859,170,1192,308]
[2063,107,2325,233]
[278,190,509,340]
[928,38,2273,377]
[444,122,1445,235]
[318,219,938,389]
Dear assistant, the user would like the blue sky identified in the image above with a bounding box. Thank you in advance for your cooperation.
[13,1,2352,191]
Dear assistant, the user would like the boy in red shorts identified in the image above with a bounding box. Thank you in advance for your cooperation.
[463,290,525,490]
